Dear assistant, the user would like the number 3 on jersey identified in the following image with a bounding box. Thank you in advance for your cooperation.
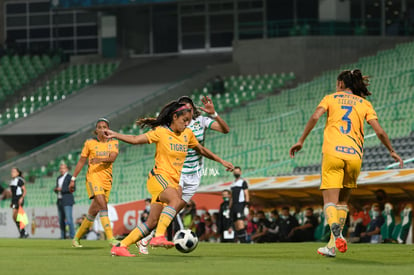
[340,106,352,134]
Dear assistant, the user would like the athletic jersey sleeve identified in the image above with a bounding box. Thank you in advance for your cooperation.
[202,116,215,129]
[17,178,24,187]
[365,101,378,122]
[187,130,200,149]
[80,140,90,158]
[242,180,248,190]
[317,95,330,110]
[145,127,161,144]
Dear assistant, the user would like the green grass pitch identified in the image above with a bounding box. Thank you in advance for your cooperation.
[1,239,413,275]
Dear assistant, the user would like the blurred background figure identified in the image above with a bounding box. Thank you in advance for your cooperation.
[180,200,197,229]
[278,206,299,242]
[230,166,249,243]
[288,207,319,242]
[54,163,75,239]
[359,203,385,243]
[349,204,372,243]
[251,210,271,243]
[0,183,11,201]
[211,75,225,95]
[217,189,234,243]
[9,167,28,238]
[140,198,151,224]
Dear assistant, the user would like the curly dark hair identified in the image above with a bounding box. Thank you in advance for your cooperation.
[337,69,371,98]
[137,100,191,129]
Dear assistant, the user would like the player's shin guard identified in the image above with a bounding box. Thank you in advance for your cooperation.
[121,223,150,247]
[336,205,349,231]
[99,210,114,240]
[74,214,95,240]
[155,206,177,237]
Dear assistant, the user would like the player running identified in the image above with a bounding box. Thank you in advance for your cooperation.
[289,69,403,257]
[70,118,120,248]
[108,100,233,257]
[137,95,230,254]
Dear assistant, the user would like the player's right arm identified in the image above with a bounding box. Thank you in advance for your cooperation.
[368,119,403,168]
[103,129,149,145]
[290,106,326,158]
[69,156,87,191]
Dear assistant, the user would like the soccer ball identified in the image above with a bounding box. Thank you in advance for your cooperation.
[173,229,198,253]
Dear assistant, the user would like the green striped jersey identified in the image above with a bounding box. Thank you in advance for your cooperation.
[181,116,214,175]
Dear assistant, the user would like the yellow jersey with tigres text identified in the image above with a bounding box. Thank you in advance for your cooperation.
[81,137,119,188]
[145,126,199,185]
[318,91,378,160]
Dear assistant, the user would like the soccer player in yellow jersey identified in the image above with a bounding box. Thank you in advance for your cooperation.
[107,100,233,257]
[290,69,403,257]
[70,118,120,247]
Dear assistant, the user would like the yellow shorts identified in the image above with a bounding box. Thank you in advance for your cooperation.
[320,154,362,190]
[86,181,111,202]
[147,171,179,204]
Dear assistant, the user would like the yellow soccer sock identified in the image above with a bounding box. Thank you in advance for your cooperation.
[327,205,348,247]
[74,214,95,240]
[155,206,177,237]
[337,205,349,232]
[99,210,114,240]
[324,203,338,227]
[121,223,150,247]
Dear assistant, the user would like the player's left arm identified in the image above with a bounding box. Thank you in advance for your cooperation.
[19,184,26,206]
[200,96,230,134]
[210,117,230,134]
[193,144,234,171]
[244,187,250,205]
[368,118,403,168]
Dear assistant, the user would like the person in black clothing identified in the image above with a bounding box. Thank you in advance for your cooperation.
[264,209,281,242]
[140,198,151,224]
[217,189,234,242]
[230,166,249,243]
[191,215,206,239]
[359,203,385,243]
[278,206,299,242]
[289,207,319,242]
[251,210,272,243]
[9,167,28,238]
[54,163,76,239]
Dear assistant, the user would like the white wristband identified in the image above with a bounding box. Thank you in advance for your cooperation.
[71,176,76,181]
[211,112,218,118]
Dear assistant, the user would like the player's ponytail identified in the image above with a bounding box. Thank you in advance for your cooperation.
[137,101,191,129]
[350,69,371,98]
[337,69,371,98]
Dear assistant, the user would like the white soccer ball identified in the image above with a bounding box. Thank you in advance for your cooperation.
[173,229,198,253]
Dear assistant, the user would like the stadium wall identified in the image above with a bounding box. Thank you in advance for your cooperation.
[233,36,414,82]
[0,62,239,181]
